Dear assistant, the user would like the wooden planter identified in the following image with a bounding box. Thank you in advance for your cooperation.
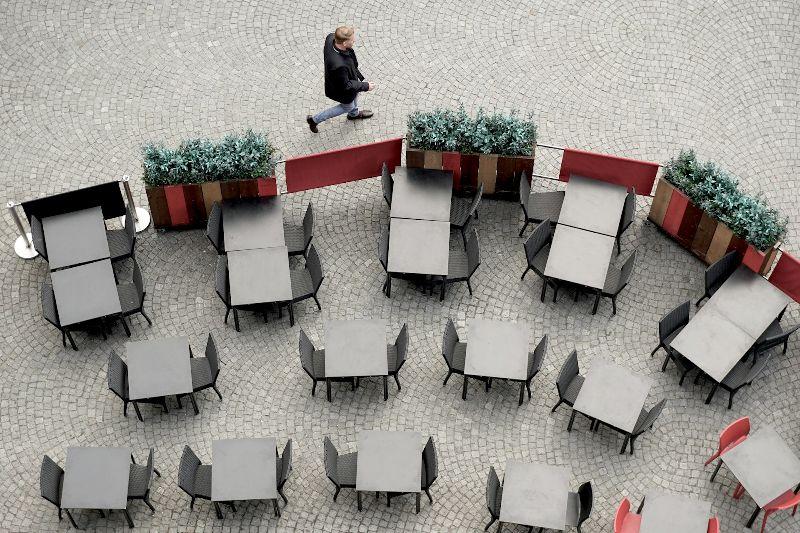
[405,140,535,199]
[648,179,779,275]
[146,176,277,229]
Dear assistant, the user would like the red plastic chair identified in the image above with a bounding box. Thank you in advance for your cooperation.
[614,497,642,533]
[760,490,800,533]
[705,416,750,481]
[707,516,720,533]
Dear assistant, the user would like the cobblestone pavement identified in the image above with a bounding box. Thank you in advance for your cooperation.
[1,1,799,531]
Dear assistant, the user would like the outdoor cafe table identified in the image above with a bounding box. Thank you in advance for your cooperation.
[558,175,628,236]
[544,224,615,289]
[356,430,423,510]
[387,218,449,276]
[464,319,529,403]
[126,337,193,402]
[640,490,711,533]
[42,206,110,270]
[498,460,571,531]
[227,247,292,306]
[61,446,132,526]
[50,259,122,327]
[212,438,279,517]
[722,425,800,525]
[223,196,285,251]
[324,319,388,401]
[572,358,652,434]
[389,167,453,222]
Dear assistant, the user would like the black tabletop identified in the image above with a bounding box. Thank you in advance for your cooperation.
[126,337,193,400]
[223,196,285,251]
[387,218,449,276]
[50,259,122,326]
[212,438,278,501]
[227,247,292,306]
[61,446,131,510]
[389,167,453,222]
[42,206,110,270]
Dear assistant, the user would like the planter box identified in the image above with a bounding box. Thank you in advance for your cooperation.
[405,139,535,199]
[648,178,778,275]
[146,176,277,229]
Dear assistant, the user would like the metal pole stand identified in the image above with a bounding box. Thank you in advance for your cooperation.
[8,201,38,259]
[117,175,150,233]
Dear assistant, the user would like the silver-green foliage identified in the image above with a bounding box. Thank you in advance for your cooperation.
[142,130,280,186]
[407,107,536,156]
[662,149,787,250]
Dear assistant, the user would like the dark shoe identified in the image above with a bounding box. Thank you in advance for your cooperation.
[306,115,318,133]
[347,110,374,120]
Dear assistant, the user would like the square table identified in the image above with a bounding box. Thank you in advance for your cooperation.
[223,196,285,251]
[356,430,423,493]
[61,446,131,510]
[465,319,529,380]
[42,206,110,270]
[707,266,791,338]
[559,175,628,236]
[388,218,449,276]
[389,167,453,222]
[325,319,388,378]
[572,359,652,433]
[500,460,571,530]
[227,247,292,306]
[212,438,278,502]
[51,259,122,326]
[126,337,193,400]
[670,305,756,382]
[544,225,615,289]
[722,426,800,508]
[640,491,711,533]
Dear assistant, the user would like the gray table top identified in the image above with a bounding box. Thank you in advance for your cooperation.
[126,337,193,400]
[558,175,628,236]
[223,196,285,251]
[212,438,278,501]
[61,446,131,510]
[325,319,388,377]
[389,167,453,222]
[722,426,800,508]
[707,266,791,338]
[227,247,292,306]
[42,207,110,270]
[356,430,423,493]
[544,224,615,289]
[640,491,711,533]
[500,460,571,530]
[465,319,529,380]
[573,358,652,433]
[387,218,450,276]
[51,259,122,326]
[670,304,756,382]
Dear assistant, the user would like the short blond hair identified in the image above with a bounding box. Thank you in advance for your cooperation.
[334,26,354,45]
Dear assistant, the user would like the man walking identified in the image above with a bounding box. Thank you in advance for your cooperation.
[307,26,374,133]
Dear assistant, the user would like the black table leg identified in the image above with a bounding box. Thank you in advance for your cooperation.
[357,491,362,511]
[326,380,332,402]
[462,376,468,400]
[383,376,388,401]
[416,492,421,514]
[189,393,199,415]
[746,505,761,528]
[214,502,224,518]
[518,382,525,406]
[567,410,577,432]
[122,509,134,528]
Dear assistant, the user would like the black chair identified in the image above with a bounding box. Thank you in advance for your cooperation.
[378,227,393,296]
[386,436,438,514]
[41,283,77,351]
[30,214,48,260]
[451,183,483,248]
[117,259,153,329]
[749,321,799,365]
[616,399,667,454]
[323,436,357,503]
[615,189,635,255]
[440,228,480,301]
[387,324,408,390]
[696,251,740,306]
[178,446,216,516]
[381,162,393,206]
[441,318,466,386]
[522,334,548,405]
[206,202,224,254]
[705,353,774,409]
[108,207,136,262]
[276,439,293,506]
[178,333,222,414]
[592,251,636,315]
[127,448,156,514]
[285,203,314,257]
[518,172,564,237]
[40,455,78,528]
[651,301,690,357]
[214,255,238,330]
[299,329,326,396]
[566,481,593,533]
[287,244,325,326]
[551,350,584,414]
[484,466,503,531]
[521,219,559,302]
[107,351,168,421]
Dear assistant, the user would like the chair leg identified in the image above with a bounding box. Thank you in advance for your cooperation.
[333,487,340,502]
[144,496,156,513]
[611,296,617,315]
[695,293,707,307]
[661,353,671,372]
[313,295,322,310]
[526,382,531,399]
[133,402,143,421]
[61,330,66,347]
[233,309,240,332]
[462,376,468,400]
[279,487,288,505]
[224,308,230,324]
[461,228,467,249]
[440,280,446,301]
[311,380,317,396]
[616,236,621,255]
[550,399,562,413]
[288,304,294,327]
[394,373,401,391]
[521,266,530,280]
[443,371,452,386]
[212,385,223,400]
[189,393,200,415]
[140,309,153,326]
[679,367,691,386]
[567,410,577,432]
[466,279,473,295]
[66,330,78,351]
[629,437,636,455]
[273,499,281,517]
[120,316,131,337]
[540,280,547,302]
[65,510,79,528]
[620,436,629,454]
[123,509,134,528]
[705,384,718,405]
[728,389,736,410]
[154,467,161,478]
[710,460,723,482]
[592,292,601,315]
[519,220,529,237]
[214,502,223,519]
[650,343,663,357]
[485,516,497,531]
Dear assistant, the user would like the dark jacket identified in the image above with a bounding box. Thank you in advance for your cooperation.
[323,33,369,104]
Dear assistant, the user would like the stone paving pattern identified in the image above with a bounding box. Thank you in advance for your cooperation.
[1,1,799,531]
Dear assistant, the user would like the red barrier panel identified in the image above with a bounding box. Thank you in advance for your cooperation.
[257,177,278,197]
[285,137,403,193]
[559,148,660,195]
[769,251,800,303]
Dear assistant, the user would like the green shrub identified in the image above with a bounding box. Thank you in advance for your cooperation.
[662,149,787,250]
[407,107,536,156]
[142,130,280,186]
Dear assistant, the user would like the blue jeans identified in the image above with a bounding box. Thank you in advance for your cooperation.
[312,95,359,123]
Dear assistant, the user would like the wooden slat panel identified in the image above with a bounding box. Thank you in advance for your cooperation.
[648,180,674,226]
[423,150,442,170]
[460,153,480,193]
[405,149,424,169]
[706,224,734,264]
[145,186,171,228]
[201,181,222,215]
[220,180,240,201]
[477,154,498,194]
[690,212,717,258]
[441,152,462,192]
